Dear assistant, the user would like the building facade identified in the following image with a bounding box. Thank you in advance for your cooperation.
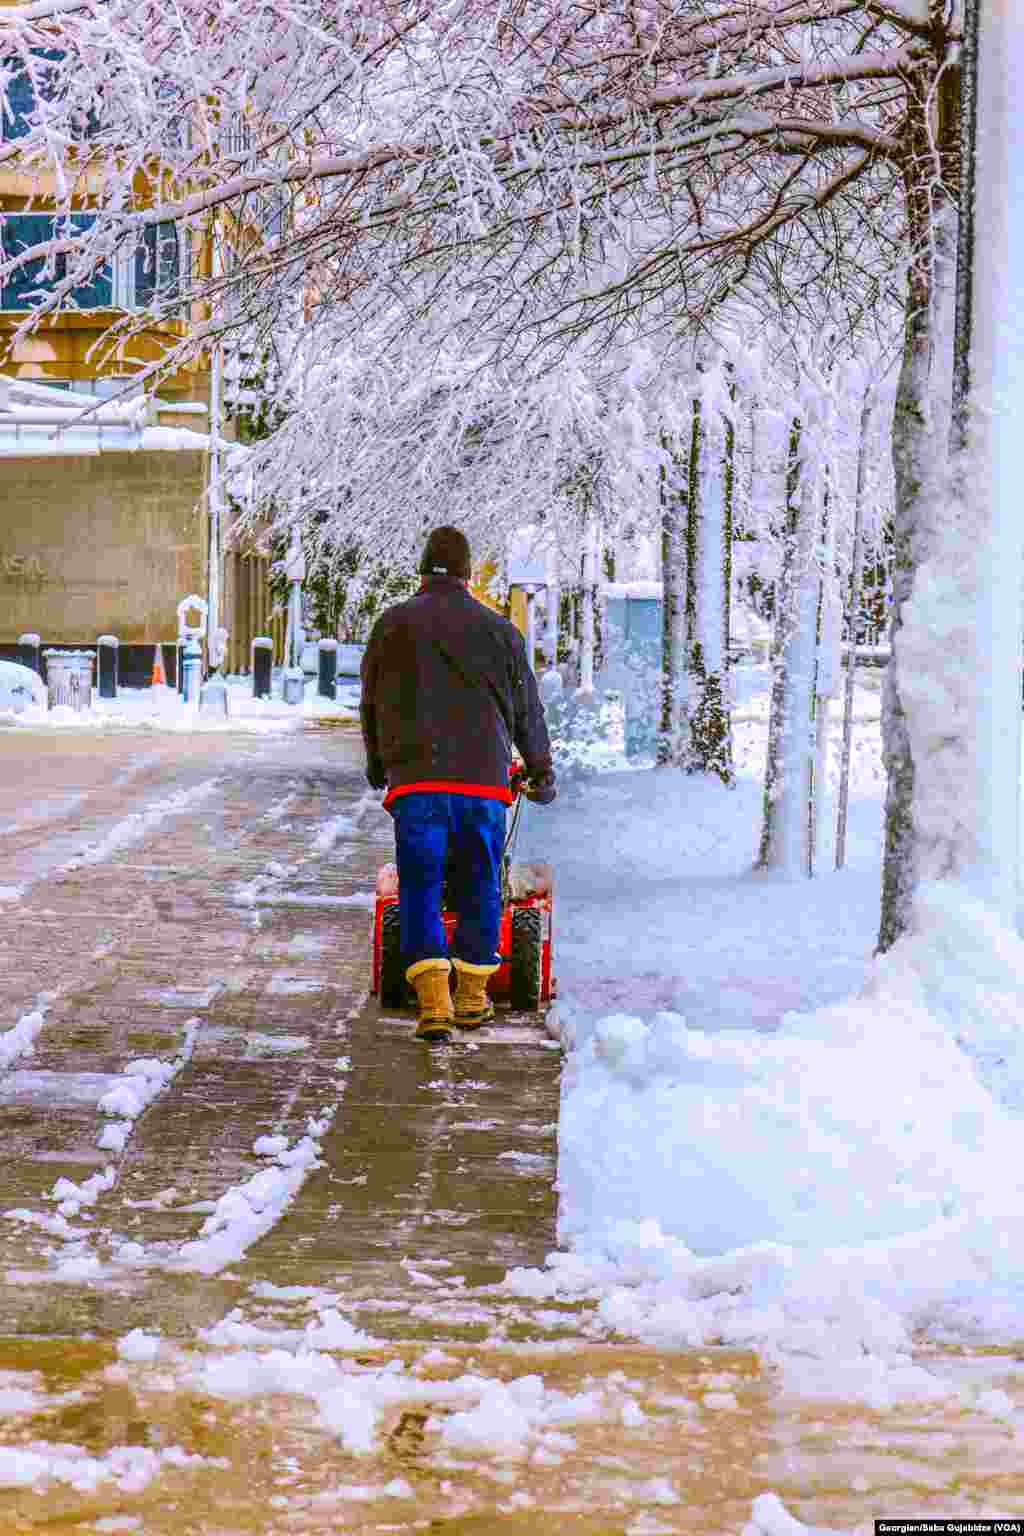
[0,29,274,672]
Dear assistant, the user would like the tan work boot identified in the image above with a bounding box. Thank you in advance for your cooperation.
[406,959,453,1041]
[452,959,499,1028]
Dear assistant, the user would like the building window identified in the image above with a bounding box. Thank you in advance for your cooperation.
[1,49,63,141]
[1,213,181,311]
[134,221,181,306]
[1,213,111,308]
[3,48,101,141]
[38,377,143,399]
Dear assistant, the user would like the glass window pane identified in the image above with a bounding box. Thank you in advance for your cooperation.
[66,213,112,307]
[1,213,58,308]
[135,220,180,307]
[2,49,64,142]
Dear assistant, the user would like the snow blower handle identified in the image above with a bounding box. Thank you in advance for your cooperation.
[510,762,557,805]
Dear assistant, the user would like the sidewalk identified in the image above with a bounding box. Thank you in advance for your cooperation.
[1,729,1020,1534]
[0,728,561,1336]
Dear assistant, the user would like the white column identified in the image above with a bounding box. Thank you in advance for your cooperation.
[966,0,1022,923]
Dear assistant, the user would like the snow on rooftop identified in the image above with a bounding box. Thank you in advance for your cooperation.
[0,374,212,455]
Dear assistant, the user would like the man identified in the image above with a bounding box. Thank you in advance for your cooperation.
[361,526,557,1040]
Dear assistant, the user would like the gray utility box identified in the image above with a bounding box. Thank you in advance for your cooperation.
[603,593,662,758]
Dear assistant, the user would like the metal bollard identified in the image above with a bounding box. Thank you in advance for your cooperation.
[17,632,41,676]
[252,636,273,699]
[181,635,203,705]
[176,639,185,695]
[317,638,338,700]
[96,635,119,699]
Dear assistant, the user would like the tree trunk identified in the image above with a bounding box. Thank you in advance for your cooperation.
[835,388,873,870]
[579,521,597,694]
[759,420,802,868]
[757,415,823,873]
[877,50,960,950]
[657,438,688,765]
[811,473,841,873]
[685,386,734,783]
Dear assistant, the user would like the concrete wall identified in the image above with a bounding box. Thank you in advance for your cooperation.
[0,450,207,642]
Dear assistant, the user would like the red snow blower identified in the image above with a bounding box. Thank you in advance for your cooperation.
[372,768,554,1012]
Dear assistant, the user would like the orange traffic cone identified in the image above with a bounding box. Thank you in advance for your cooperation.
[150,644,167,687]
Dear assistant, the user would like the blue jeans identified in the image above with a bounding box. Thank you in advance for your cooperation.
[391,793,506,969]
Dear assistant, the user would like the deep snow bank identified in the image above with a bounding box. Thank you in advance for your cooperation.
[512,690,1024,1407]
[0,677,357,733]
[509,880,1024,1407]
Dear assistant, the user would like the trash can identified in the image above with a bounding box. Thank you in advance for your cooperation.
[317,638,338,700]
[43,649,95,712]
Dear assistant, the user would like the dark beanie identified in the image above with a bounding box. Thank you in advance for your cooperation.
[419,525,471,580]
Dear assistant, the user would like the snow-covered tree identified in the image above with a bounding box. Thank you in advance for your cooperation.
[684,367,734,784]
[5,0,1006,953]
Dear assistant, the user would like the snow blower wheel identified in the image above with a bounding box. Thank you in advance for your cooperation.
[379,902,408,1010]
[509,906,544,1011]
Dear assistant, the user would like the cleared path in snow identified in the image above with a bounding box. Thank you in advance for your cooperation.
[0,728,1021,1533]
[0,728,560,1337]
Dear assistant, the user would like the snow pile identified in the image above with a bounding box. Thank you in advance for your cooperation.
[3,1021,203,1272]
[742,1492,847,1536]
[321,1477,413,1501]
[511,879,1024,1404]
[511,694,1024,1404]
[428,1371,644,1460]
[95,1019,199,1153]
[188,1344,647,1460]
[61,781,221,872]
[0,996,51,1070]
[49,1166,117,1221]
[171,1115,333,1275]
[117,1329,163,1363]
[0,660,46,716]
[2,674,358,733]
[0,1442,222,1493]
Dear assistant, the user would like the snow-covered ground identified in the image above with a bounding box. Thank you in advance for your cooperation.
[3,673,1022,1529]
[0,666,358,733]
[514,665,1024,1419]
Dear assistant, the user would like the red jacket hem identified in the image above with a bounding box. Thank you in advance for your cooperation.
[383,781,513,810]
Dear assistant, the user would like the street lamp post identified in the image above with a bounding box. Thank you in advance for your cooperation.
[283,531,306,705]
[516,581,545,673]
[208,222,224,668]
[507,535,549,675]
